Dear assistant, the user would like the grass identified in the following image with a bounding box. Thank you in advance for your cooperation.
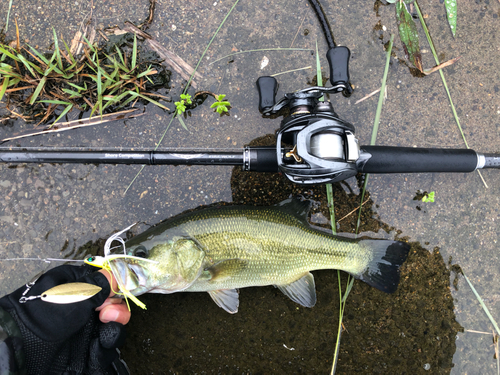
[0,28,170,128]
[462,270,500,337]
[313,38,355,375]
[462,269,500,374]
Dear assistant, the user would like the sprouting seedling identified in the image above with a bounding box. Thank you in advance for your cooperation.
[210,94,231,115]
[174,93,192,131]
[174,93,192,115]
[422,191,435,203]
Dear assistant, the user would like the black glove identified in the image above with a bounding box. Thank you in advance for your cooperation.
[0,264,129,375]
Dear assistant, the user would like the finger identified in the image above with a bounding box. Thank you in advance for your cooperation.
[98,269,119,297]
[96,297,123,311]
[99,302,131,325]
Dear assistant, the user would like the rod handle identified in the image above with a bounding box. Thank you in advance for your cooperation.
[357,146,478,173]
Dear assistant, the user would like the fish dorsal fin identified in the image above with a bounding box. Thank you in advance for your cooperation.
[205,259,247,282]
[275,198,311,223]
[276,272,316,308]
[208,289,239,314]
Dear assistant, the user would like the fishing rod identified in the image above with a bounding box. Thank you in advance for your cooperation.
[1,109,500,185]
[1,0,499,184]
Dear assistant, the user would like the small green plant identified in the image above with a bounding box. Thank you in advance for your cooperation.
[210,94,231,115]
[422,191,435,203]
[173,93,192,131]
[0,29,170,127]
[174,93,192,115]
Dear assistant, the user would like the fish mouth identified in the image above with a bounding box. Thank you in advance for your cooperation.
[108,258,150,296]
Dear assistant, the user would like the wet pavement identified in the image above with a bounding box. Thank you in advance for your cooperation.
[0,0,499,373]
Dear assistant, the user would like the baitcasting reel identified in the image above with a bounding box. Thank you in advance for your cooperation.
[255,45,358,185]
[250,43,500,184]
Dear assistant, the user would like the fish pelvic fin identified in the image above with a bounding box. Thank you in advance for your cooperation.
[276,272,316,308]
[357,240,410,293]
[208,289,239,314]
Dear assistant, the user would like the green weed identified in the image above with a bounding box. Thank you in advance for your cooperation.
[210,94,231,115]
[0,29,170,127]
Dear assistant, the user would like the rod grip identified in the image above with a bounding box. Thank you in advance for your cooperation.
[357,146,478,173]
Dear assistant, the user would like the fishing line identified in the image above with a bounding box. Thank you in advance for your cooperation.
[308,0,336,49]
[0,258,85,263]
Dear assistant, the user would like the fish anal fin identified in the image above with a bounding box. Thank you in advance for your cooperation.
[206,259,247,282]
[277,272,316,308]
[208,289,239,314]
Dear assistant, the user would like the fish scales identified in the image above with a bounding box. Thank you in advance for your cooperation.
[178,208,367,290]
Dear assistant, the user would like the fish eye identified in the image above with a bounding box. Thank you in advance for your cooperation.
[134,246,148,258]
[87,256,94,262]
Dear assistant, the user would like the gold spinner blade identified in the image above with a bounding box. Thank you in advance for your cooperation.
[41,282,102,304]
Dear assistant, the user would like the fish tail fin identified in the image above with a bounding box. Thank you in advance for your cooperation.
[357,240,410,293]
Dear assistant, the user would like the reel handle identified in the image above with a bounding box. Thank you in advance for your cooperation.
[326,46,352,96]
[256,76,278,113]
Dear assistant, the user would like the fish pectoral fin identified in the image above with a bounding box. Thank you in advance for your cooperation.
[205,259,248,283]
[208,289,239,314]
[276,272,317,308]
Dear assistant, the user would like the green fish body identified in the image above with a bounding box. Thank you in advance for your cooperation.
[110,199,409,313]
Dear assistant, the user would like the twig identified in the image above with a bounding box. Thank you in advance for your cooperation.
[354,88,381,105]
[338,199,370,222]
[464,329,492,335]
[290,14,307,48]
[0,109,144,143]
[121,22,202,88]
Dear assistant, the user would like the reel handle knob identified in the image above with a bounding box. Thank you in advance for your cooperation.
[326,46,353,96]
[256,76,278,113]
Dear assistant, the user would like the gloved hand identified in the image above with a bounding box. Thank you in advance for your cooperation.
[0,264,130,375]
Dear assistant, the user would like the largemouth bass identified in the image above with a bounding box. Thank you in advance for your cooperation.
[108,199,409,313]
